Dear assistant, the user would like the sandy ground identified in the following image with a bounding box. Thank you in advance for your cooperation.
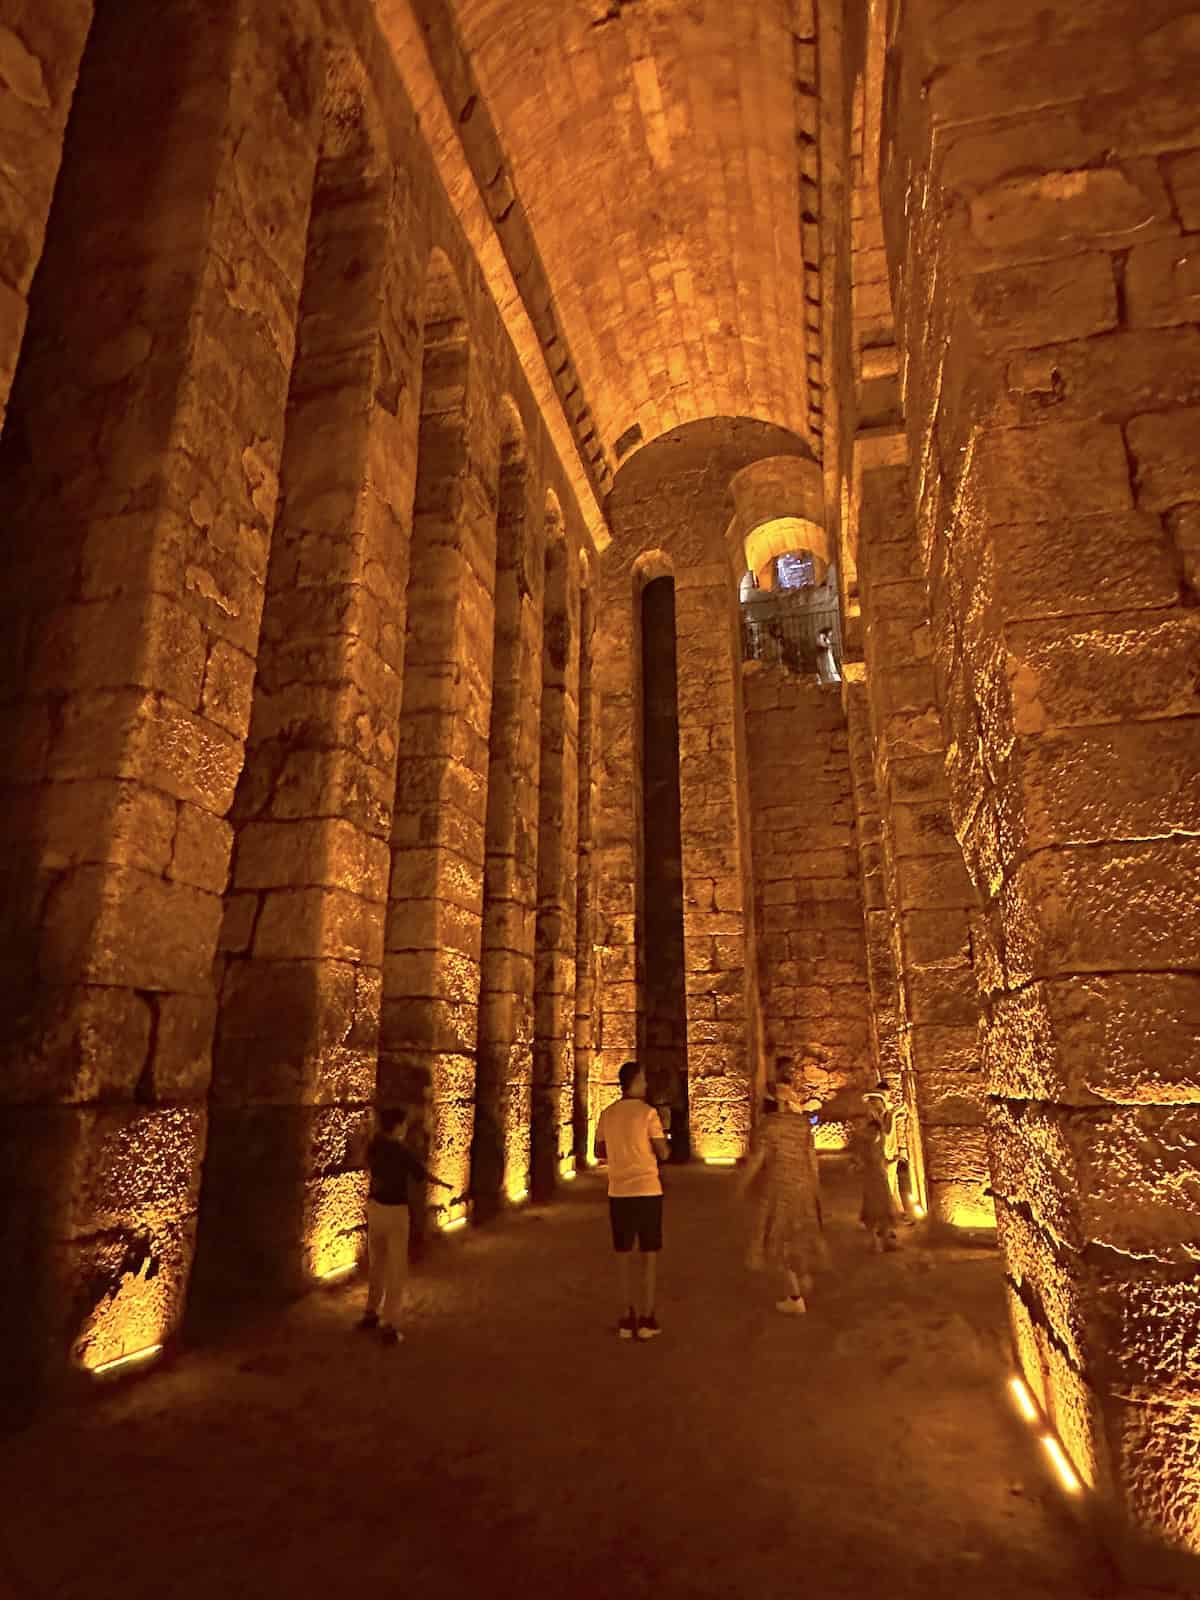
[0,1159,1134,1600]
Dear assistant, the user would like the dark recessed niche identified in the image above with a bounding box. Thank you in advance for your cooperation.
[614,420,643,459]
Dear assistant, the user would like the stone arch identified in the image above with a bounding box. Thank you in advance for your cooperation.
[597,420,840,1162]
[631,546,674,590]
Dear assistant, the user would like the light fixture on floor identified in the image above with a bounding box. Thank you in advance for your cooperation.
[441,1216,468,1233]
[704,1156,737,1167]
[1008,1374,1039,1424]
[1040,1434,1083,1496]
[91,1343,163,1377]
[318,1262,356,1281]
[912,1203,926,1219]
[1007,1373,1084,1498]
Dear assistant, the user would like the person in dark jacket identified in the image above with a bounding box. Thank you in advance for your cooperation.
[358,1107,449,1345]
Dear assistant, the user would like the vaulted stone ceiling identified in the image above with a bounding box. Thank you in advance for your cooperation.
[447,0,823,466]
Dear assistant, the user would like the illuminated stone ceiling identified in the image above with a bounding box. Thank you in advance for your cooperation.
[444,0,822,468]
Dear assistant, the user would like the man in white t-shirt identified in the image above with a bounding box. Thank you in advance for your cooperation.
[594,1060,670,1341]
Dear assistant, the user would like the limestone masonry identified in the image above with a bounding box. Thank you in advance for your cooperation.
[0,0,1196,1582]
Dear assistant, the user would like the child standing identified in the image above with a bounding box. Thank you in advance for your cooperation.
[359,1107,451,1345]
[857,1092,900,1252]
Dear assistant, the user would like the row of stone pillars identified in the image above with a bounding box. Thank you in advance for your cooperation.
[0,0,598,1401]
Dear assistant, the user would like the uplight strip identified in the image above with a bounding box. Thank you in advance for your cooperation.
[91,1343,163,1376]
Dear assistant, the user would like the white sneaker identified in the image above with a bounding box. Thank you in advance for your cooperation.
[775,1296,807,1315]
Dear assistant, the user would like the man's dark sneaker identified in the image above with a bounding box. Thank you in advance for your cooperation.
[637,1315,662,1341]
[379,1323,403,1345]
[618,1311,638,1341]
[356,1310,379,1332]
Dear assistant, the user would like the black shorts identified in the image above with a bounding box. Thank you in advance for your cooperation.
[609,1195,663,1254]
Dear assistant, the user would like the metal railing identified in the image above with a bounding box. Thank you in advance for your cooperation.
[740,585,841,675]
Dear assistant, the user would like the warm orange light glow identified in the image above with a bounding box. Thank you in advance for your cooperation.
[318,1262,356,1282]
[947,1202,998,1230]
[705,1157,738,1167]
[304,1170,368,1280]
[509,1189,529,1204]
[912,1204,926,1218]
[1041,1433,1083,1496]
[91,1343,163,1376]
[1009,1375,1039,1425]
[76,1257,171,1374]
[441,1216,468,1233]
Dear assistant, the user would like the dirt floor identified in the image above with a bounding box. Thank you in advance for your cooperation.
[0,1159,1142,1600]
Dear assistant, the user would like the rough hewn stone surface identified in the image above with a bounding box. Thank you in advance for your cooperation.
[856,462,989,1225]
[531,514,581,1198]
[744,666,872,1119]
[881,0,1200,1571]
[194,71,421,1306]
[1,0,1197,1573]
[472,445,543,1217]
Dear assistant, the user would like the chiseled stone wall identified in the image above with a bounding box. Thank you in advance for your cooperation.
[743,665,873,1133]
[885,0,1200,1568]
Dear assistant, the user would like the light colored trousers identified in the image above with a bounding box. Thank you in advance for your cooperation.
[366,1200,411,1324]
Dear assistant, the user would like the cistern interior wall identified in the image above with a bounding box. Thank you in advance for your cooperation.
[0,0,1197,1581]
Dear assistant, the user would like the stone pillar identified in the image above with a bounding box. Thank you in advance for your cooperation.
[592,571,640,1125]
[844,678,904,1090]
[844,676,911,1183]
[0,1,94,437]
[743,665,873,1144]
[674,565,756,1161]
[858,463,988,1224]
[380,280,498,1226]
[531,517,581,1199]
[640,575,689,1142]
[572,579,599,1162]
[195,88,423,1302]
[886,0,1200,1568]
[0,0,323,1408]
[473,447,543,1216]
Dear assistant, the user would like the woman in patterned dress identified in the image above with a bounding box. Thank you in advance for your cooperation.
[739,1077,829,1314]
